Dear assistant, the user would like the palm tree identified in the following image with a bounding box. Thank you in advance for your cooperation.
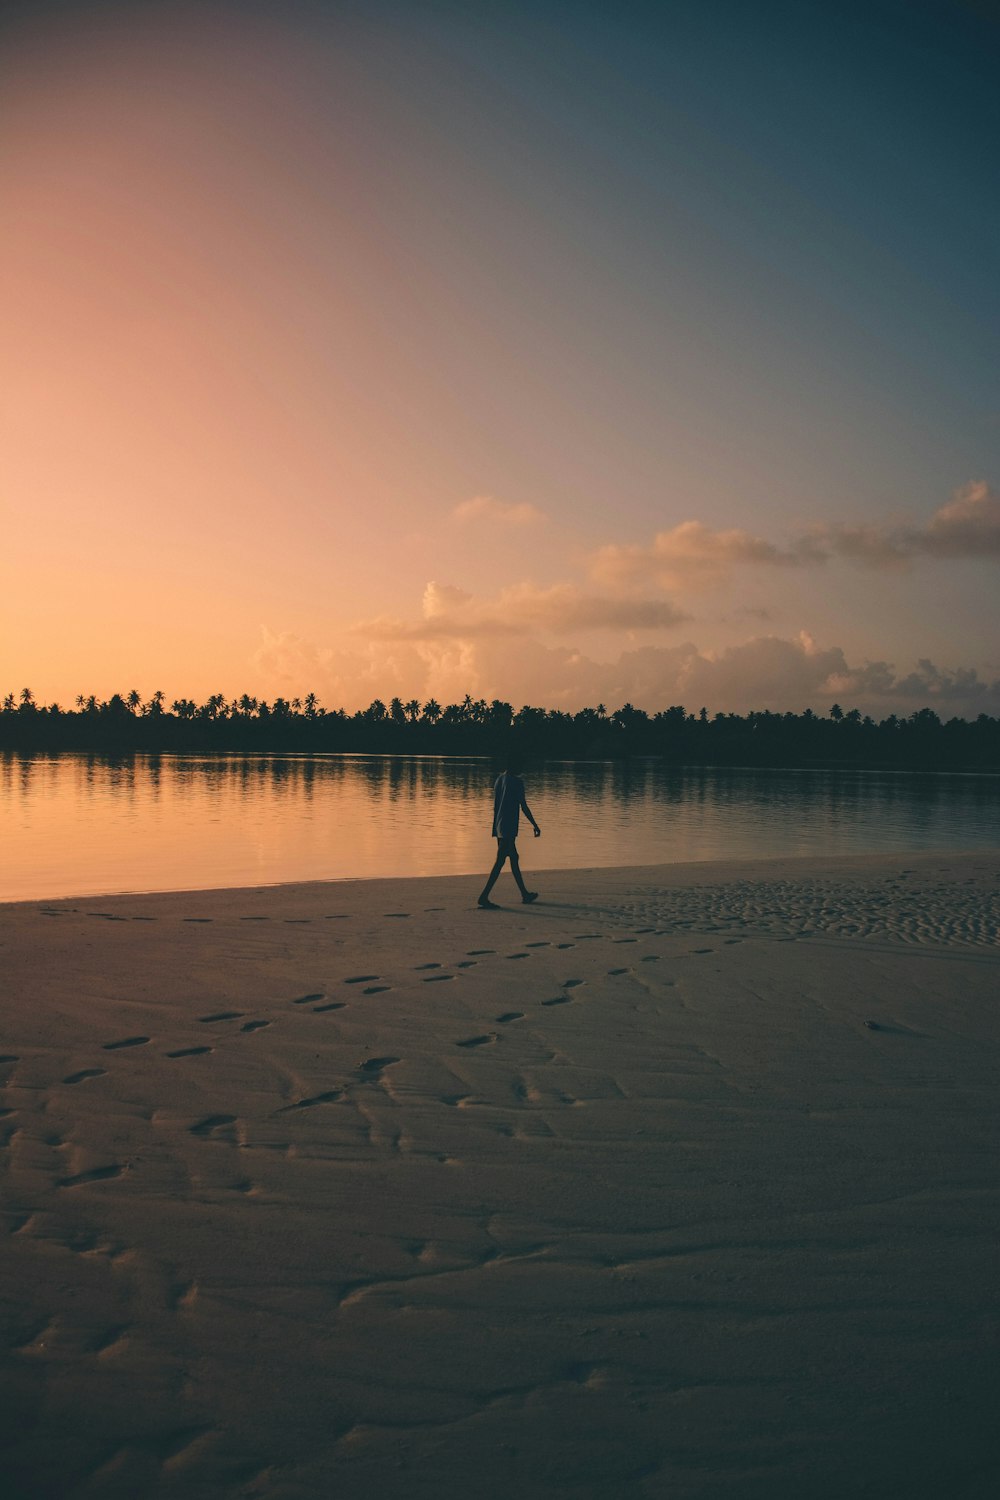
[304,692,319,719]
[126,688,142,714]
[422,698,441,724]
[404,698,420,723]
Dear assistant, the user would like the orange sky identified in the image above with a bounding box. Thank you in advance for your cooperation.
[3,1,998,715]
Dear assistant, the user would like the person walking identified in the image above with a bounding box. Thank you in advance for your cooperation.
[478,758,540,908]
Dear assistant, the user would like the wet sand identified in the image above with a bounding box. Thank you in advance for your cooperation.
[2,850,999,1499]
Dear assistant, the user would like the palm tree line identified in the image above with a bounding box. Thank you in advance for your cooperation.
[2,687,998,769]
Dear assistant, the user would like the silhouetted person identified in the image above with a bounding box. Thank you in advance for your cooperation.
[478,757,540,908]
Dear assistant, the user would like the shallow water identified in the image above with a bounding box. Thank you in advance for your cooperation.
[2,751,999,901]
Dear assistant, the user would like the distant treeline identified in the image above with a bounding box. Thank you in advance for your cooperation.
[2,689,998,771]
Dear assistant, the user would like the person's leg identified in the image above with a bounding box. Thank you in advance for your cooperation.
[508,844,538,902]
[478,842,508,905]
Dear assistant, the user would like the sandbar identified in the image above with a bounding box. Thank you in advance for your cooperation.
[2,850,998,1498]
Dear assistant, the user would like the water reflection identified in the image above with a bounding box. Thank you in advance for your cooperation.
[2,752,998,902]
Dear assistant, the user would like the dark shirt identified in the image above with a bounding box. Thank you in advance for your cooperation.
[492,772,528,838]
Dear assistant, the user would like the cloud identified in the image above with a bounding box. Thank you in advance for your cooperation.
[254,623,1000,717]
[589,480,1000,588]
[820,481,1000,568]
[452,495,545,526]
[914,480,1000,558]
[590,520,826,590]
[353,580,689,641]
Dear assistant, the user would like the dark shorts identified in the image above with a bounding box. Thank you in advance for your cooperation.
[495,836,518,859]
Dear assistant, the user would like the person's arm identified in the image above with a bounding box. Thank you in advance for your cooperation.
[520,786,541,836]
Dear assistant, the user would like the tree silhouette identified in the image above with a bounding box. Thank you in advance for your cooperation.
[1,684,997,770]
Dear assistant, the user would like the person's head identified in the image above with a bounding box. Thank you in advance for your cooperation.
[505,754,522,777]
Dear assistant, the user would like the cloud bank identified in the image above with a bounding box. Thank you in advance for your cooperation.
[255,623,1000,718]
[590,481,1000,589]
[354,581,689,640]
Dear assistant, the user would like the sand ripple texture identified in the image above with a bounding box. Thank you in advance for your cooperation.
[615,867,1000,948]
[1,849,998,1500]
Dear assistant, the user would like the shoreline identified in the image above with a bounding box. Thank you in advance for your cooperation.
[3,850,998,1497]
[7,842,1000,914]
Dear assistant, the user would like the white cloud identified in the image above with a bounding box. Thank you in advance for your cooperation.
[354,581,689,641]
[452,495,545,526]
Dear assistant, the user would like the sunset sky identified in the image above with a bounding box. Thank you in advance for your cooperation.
[3,0,998,715]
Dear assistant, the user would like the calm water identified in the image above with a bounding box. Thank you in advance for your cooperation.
[2,752,999,902]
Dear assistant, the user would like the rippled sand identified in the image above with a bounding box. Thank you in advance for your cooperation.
[2,850,998,1498]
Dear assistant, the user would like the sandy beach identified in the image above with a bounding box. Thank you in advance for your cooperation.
[2,850,998,1499]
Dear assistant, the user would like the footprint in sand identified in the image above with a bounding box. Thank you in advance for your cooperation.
[277,1089,343,1113]
[240,1020,270,1033]
[239,916,269,922]
[640,955,660,963]
[313,1001,347,1012]
[166,1046,212,1058]
[415,962,441,970]
[0,1054,21,1063]
[467,949,495,956]
[345,975,379,985]
[291,994,324,1005]
[556,943,575,950]
[423,974,454,983]
[63,1068,107,1085]
[358,1056,400,1076]
[613,938,637,945]
[190,1114,238,1137]
[57,1165,124,1188]
[456,1034,497,1049]
[495,1012,524,1024]
[102,1036,150,1051]
[385,913,410,919]
[456,960,477,968]
[542,995,571,1007]
[363,985,391,995]
[285,918,312,925]
[563,979,584,989]
[507,953,529,960]
[607,967,629,976]
[199,1012,243,1023]
[182,917,212,923]
[525,941,550,948]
